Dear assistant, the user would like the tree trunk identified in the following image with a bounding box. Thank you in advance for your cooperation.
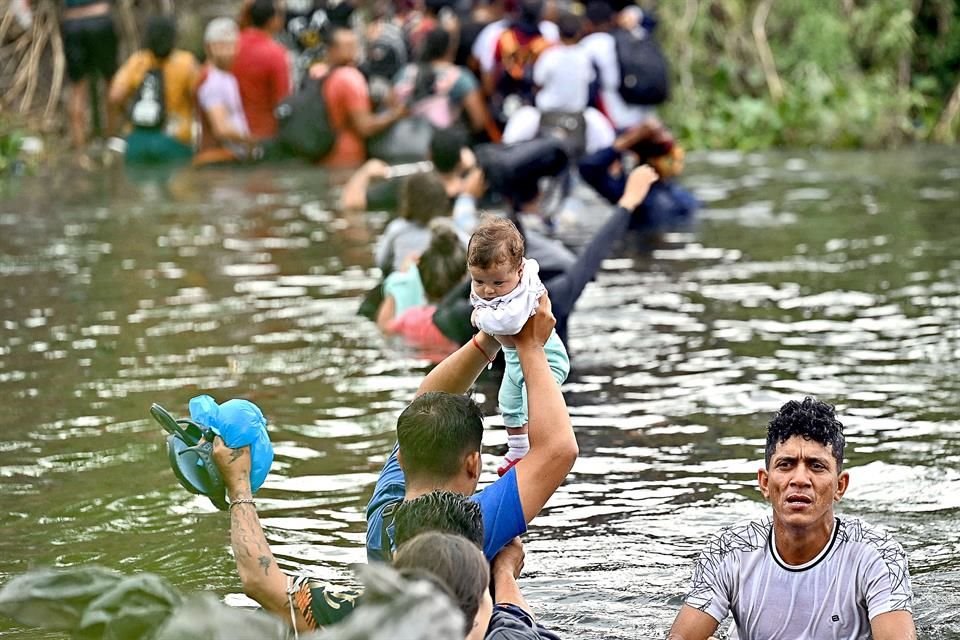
[932,77,960,143]
[752,0,784,103]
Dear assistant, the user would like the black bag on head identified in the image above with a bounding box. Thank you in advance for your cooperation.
[130,68,166,130]
[612,27,670,106]
[274,76,335,161]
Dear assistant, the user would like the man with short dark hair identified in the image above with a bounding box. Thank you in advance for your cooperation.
[668,397,916,640]
[393,490,485,550]
[366,294,578,563]
[234,0,290,140]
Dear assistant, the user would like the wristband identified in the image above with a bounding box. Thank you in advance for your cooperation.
[229,498,256,510]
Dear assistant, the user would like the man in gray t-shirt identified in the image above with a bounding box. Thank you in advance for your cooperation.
[668,397,916,640]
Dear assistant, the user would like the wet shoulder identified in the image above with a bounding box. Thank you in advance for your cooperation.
[835,515,907,559]
[700,516,772,562]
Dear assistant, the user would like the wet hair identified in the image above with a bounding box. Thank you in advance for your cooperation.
[418,219,467,302]
[145,16,176,59]
[248,0,276,28]
[765,397,846,471]
[430,127,467,174]
[557,11,582,41]
[393,491,484,550]
[399,171,450,226]
[397,392,484,483]
[393,532,489,636]
[467,216,524,270]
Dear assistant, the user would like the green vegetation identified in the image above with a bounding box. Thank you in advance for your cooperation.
[0,131,23,173]
[656,0,960,149]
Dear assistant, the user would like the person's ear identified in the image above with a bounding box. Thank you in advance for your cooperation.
[397,450,406,473]
[758,467,770,500]
[835,471,850,502]
[464,451,481,481]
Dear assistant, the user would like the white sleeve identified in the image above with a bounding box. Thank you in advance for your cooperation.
[473,21,504,73]
[539,21,559,42]
[532,50,550,87]
[684,534,733,625]
[197,79,220,112]
[862,534,913,617]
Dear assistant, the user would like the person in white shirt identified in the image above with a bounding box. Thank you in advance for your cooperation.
[668,397,917,640]
[467,216,570,477]
[501,11,615,155]
[579,1,655,132]
[196,17,254,164]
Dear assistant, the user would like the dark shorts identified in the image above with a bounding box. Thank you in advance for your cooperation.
[62,14,118,82]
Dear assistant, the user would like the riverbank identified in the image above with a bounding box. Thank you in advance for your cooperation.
[1,0,959,162]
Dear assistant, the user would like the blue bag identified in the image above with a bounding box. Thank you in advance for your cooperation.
[188,395,274,492]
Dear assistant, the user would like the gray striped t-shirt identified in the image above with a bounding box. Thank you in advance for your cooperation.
[685,515,912,639]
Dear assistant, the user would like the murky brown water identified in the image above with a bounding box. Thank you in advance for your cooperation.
[1,148,959,638]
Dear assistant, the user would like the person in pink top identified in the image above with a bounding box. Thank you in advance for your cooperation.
[233,0,290,140]
[378,218,467,362]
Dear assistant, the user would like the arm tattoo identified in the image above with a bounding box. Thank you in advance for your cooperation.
[229,448,244,463]
[258,555,271,576]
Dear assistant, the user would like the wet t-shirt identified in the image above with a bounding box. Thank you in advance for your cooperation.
[685,515,913,639]
[365,444,526,563]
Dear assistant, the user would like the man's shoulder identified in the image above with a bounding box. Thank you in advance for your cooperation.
[698,516,772,562]
[198,66,232,91]
[169,50,197,65]
[329,66,366,84]
[326,66,368,96]
[835,515,907,557]
[486,604,557,640]
[471,466,521,507]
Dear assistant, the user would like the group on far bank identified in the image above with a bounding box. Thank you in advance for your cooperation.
[64,0,680,171]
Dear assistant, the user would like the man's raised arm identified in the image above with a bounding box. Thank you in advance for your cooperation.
[509,296,578,522]
[415,331,502,398]
[211,439,311,631]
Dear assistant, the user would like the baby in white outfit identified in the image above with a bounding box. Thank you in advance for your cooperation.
[468,217,570,476]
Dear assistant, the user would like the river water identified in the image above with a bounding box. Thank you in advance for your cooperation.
[1,149,958,638]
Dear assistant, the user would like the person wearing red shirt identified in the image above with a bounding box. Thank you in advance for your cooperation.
[319,26,406,170]
[233,0,290,140]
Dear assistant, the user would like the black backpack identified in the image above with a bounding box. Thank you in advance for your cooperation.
[129,68,166,130]
[274,75,335,161]
[612,27,670,106]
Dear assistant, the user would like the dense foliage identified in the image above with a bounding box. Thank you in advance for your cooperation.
[654,0,960,149]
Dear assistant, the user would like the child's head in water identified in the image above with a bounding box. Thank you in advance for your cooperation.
[467,217,525,301]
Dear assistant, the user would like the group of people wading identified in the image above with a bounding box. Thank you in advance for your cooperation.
[51,0,919,637]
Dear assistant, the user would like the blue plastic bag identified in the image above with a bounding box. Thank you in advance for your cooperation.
[188,395,274,492]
